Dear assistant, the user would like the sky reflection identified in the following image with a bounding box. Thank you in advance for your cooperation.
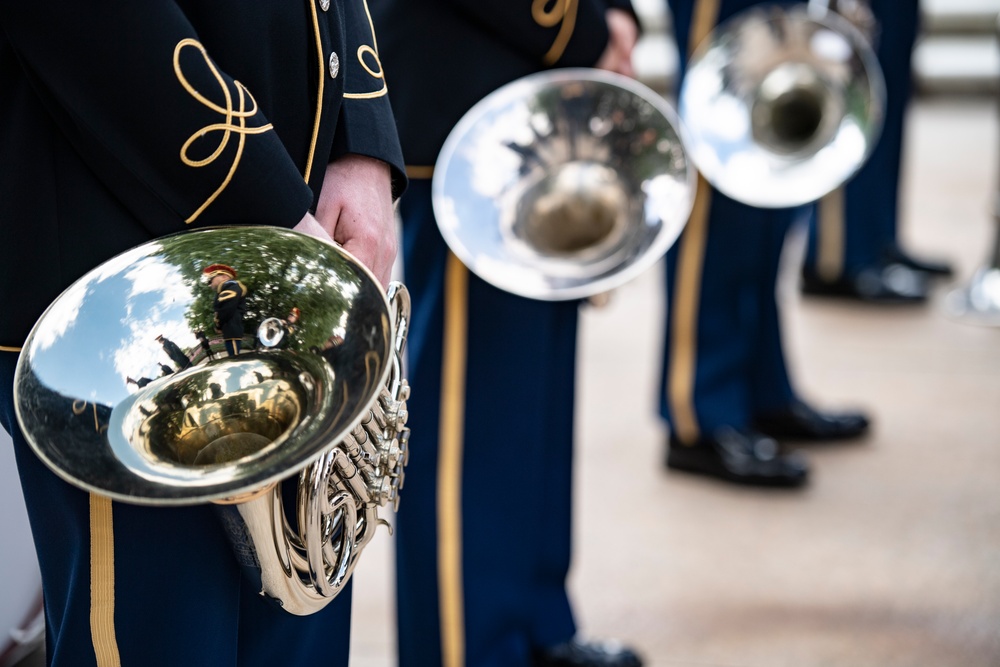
[29,250,196,407]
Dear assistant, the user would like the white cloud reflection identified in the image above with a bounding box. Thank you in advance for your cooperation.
[30,278,91,354]
[114,257,196,384]
[30,245,156,355]
[465,105,533,199]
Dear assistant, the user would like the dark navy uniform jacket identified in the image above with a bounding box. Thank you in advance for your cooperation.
[372,0,635,167]
[213,278,249,340]
[0,0,405,349]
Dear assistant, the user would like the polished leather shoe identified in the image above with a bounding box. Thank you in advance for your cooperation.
[884,247,954,279]
[532,638,643,667]
[666,427,808,488]
[753,400,870,441]
[801,261,928,303]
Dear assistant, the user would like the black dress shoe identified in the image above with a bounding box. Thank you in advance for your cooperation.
[532,638,643,667]
[801,261,928,303]
[666,427,808,488]
[884,247,954,279]
[753,400,870,441]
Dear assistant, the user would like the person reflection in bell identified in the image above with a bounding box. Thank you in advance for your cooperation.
[279,307,301,348]
[195,330,216,362]
[156,334,193,370]
[203,264,248,358]
[126,376,154,390]
[305,332,343,366]
[158,363,175,377]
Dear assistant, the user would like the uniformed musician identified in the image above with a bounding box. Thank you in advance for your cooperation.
[659,0,871,489]
[0,2,404,665]
[156,333,195,369]
[203,264,249,357]
[372,2,644,666]
[802,0,954,303]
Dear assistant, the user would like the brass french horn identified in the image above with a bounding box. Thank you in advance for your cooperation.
[679,2,885,207]
[432,68,696,300]
[14,226,410,615]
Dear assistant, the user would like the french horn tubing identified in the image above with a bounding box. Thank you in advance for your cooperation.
[14,226,411,615]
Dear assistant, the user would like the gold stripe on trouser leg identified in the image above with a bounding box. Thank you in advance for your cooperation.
[668,175,713,445]
[405,165,435,180]
[689,0,721,51]
[89,493,121,667]
[667,0,720,444]
[439,252,468,667]
[816,187,846,282]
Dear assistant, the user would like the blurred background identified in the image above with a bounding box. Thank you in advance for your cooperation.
[629,0,1000,96]
[3,1,1000,666]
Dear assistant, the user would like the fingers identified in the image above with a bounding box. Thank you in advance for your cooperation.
[293,212,335,242]
[294,210,395,286]
[338,214,397,287]
[598,8,638,77]
[609,9,639,52]
[315,155,397,288]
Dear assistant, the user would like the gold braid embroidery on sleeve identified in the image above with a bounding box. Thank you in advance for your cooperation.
[533,0,578,65]
[343,0,388,99]
[305,0,324,183]
[173,39,275,223]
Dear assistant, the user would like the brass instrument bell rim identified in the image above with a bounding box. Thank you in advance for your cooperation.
[432,67,696,301]
[680,4,886,209]
[13,226,397,507]
[97,350,339,499]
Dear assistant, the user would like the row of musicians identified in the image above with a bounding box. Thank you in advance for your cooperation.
[0,1,949,666]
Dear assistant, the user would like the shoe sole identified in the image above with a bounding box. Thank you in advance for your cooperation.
[665,450,808,489]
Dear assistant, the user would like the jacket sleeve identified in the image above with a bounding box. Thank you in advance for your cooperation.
[329,0,407,198]
[440,0,611,68]
[0,2,314,234]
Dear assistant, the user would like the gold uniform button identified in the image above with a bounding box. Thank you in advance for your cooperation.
[328,51,340,79]
[319,0,330,11]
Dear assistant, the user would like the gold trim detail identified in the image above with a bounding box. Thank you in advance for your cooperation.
[305,0,325,183]
[667,0,721,445]
[406,165,435,180]
[534,0,579,66]
[689,0,721,53]
[817,188,845,282]
[173,39,275,223]
[70,401,108,434]
[90,493,121,667]
[343,0,389,99]
[0,345,22,352]
[668,175,712,445]
[438,252,468,667]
